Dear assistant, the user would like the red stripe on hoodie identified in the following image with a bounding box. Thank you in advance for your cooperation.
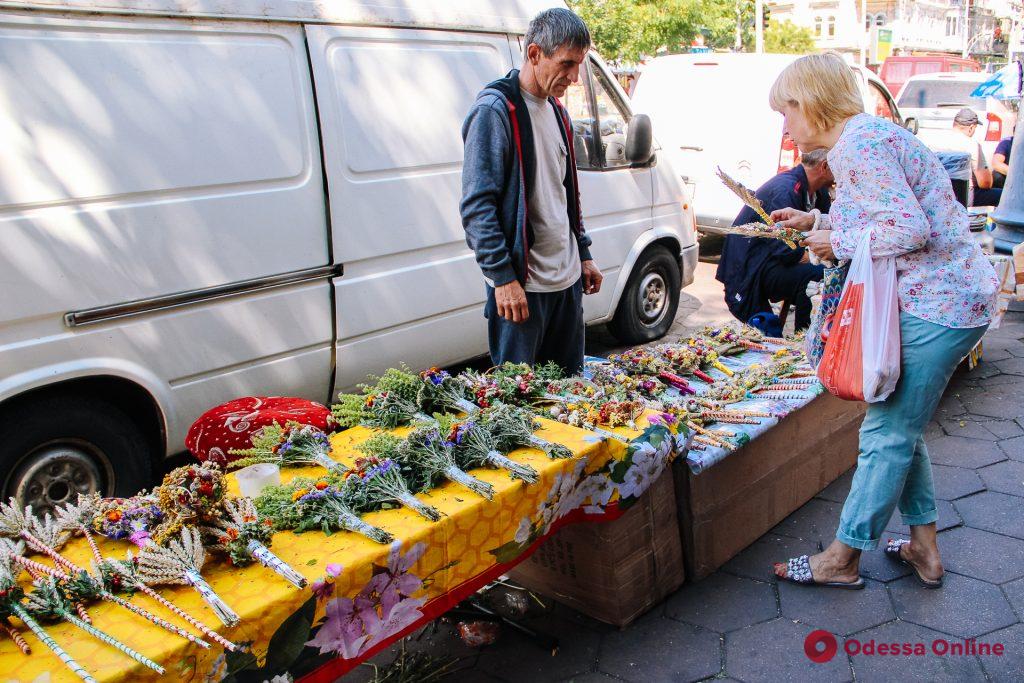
[505,98,530,280]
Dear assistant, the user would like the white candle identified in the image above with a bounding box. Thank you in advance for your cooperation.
[235,463,281,498]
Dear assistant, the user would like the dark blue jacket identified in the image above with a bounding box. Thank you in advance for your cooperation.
[460,70,593,287]
[715,165,831,322]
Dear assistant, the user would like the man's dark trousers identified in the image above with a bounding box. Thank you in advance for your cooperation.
[759,262,824,331]
[485,279,584,375]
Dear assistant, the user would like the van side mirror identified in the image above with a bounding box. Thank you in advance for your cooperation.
[626,114,654,164]
[904,116,919,135]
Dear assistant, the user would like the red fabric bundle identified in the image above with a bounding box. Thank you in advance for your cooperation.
[186,396,332,465]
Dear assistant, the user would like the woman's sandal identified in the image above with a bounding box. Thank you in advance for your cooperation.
[885,539,944,589]
[773,555,865,589]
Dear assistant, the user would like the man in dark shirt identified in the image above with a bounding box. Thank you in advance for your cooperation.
[715,149,833,331]
[993,133,1013,189]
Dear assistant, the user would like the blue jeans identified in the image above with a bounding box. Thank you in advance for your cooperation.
[836,312,987,551]
[485,279,584,375]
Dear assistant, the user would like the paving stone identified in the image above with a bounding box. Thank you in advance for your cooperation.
[778,577,894,636]
[938,418,1001,442]
[664,573,778,633]
[725,618,851,682]
[935,392,967,418]
[771,499,843,545]
[817,469,854,504]
[722,534,818,582]
[847,620,986,682]
[982,420,1024,440]
[558,674,620,683]
[978,623,1024,682]
[923,420,944,441]
[955,491,1024,539]
[597,610,721,682]
[999,436,1024,462]
[1000,577,1024,619]
[926,435,1007,468]
[979,345,1015,362]
[863,551,916,586]
[961,383,1024,420]
[930,464,986,500]
[938,526,1024,584]
[476,612,602,682]
[886,499,962,535]
[963,361,1004,380]
[978,460,1024,497]
[995,357,1024,376]
[889,572,1017,638]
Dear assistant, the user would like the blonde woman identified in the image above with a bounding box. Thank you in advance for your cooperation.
[769,53,998,590]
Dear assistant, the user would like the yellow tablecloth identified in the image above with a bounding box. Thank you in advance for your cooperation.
[0,415,679,682]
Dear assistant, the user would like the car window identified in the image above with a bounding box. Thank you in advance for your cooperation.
[896,80,988,110]
[868,82,898,122]
[590,62,632,168]
[562,61,597,170]
[913,61,942,76]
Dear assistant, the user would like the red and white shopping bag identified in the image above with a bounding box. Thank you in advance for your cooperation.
[817,230,901,402]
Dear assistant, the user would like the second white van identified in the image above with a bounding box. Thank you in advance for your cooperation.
[631,52,917,234]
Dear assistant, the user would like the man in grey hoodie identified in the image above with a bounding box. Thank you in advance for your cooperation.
[460,7,602,375]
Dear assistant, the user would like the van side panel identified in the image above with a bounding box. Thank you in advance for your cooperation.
[0,13,333,451]
[306,26,513,389]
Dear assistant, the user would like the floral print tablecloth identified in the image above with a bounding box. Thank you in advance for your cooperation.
[0,416,682,683]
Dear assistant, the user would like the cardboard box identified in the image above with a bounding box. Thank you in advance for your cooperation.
[507,471,685,627]
[674,392,865,580]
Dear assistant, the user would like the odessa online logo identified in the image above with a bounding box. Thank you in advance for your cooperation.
[804,631,1006,662]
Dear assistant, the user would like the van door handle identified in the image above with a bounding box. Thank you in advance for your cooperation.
[679,145,704,151]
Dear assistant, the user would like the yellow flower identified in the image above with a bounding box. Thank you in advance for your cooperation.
[291,488,309,501]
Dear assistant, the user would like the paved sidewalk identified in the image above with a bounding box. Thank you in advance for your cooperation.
[350,264,1024,682]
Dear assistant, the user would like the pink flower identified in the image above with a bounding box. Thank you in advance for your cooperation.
[326,563,344,577]
[311,580,335,601]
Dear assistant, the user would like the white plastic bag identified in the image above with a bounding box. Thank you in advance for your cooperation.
[816,230,901,403]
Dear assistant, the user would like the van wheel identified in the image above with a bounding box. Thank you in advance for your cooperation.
[1,396,153,517]
[607,245,681,345]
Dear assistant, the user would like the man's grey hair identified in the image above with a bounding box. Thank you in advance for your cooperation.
[524,8,591,57]
[802,148,829,168]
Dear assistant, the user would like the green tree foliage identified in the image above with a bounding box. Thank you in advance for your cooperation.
[568,1,814,64]
[765,20,816,54]
[569,0,751,64]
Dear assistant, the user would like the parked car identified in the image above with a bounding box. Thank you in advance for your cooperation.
[896,72,1018,162]
[879,55,981,100]
[0,0,698,511]
[630,53,913,236]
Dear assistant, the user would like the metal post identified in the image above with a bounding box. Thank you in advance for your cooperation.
[962,0,970,57]
[861,0,868,65]
[755,0,764,54]
[991,105,1024,252]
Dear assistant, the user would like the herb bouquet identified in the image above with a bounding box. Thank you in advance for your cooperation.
[359,429,495,500]
[228,421,344,472]
[254,475,394,543]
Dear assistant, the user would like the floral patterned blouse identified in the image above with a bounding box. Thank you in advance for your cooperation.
[822,113,997,328]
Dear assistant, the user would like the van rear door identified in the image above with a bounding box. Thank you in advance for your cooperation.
[305,26,514,390]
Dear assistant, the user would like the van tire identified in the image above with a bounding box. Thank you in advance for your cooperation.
[607,245,681,345]
[0,395,153,515]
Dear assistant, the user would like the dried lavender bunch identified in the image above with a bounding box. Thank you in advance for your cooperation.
[228,421,344,472]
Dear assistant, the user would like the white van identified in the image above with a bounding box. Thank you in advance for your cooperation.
[631,53,915,235]
[0,0,697,509]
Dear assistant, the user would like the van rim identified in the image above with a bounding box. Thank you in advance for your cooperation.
[8,439,112,515]
[637,272,669,326]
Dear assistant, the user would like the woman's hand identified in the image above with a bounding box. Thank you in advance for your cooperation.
[800,230,836,262]
[770,207,815,231]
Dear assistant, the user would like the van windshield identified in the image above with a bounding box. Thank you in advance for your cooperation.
[897,80,987,109]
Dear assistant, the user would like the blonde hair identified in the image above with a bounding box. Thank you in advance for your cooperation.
[769,52,864,131]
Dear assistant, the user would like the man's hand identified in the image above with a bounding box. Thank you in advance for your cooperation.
[582,260,603,295]
[770,207,815,231]
[800,230,836,262]
[495,280,529,323]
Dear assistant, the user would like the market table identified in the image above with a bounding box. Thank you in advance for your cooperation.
[0,416,680,683]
